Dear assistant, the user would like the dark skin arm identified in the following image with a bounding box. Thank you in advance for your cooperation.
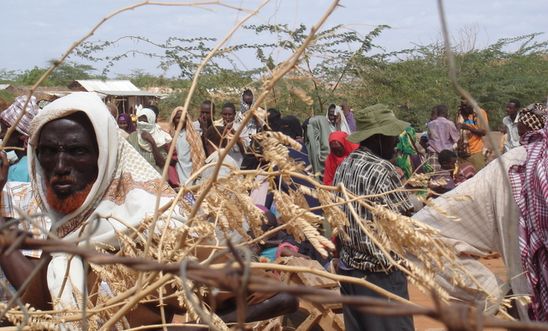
[141,131,167,169]
[459,123,486,136]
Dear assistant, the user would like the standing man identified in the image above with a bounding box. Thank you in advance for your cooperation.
[427,104,460,171]
[502,99,521,152]
[192,100,215,136]
[333,104,414,331]
[340,100,356,132]
[0,95,40,182]
[457,100,488,171]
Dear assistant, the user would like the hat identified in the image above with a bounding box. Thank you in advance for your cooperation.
[347,104,409,144]
[516,103,547,132]
[1,95,40,136]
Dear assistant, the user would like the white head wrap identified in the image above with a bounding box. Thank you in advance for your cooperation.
[136,107,172,151]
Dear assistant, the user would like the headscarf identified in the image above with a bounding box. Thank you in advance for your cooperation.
[516,103,548,134]
[508,124,548,321]
[323,131,359,185]
[305,115,331,177]
[136,107,172,152]
[1,95,40,136]
[169,107,206,174]
[117,113,135,133]
[395,127,418,178]
[28,92,180,321]
[326,105,351,135]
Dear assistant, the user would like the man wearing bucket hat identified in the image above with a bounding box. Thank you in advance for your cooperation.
[333,104,414,330]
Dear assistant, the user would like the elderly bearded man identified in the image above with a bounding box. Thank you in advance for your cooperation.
[0,92,297,328]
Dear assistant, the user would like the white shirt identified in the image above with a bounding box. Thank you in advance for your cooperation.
[502,116,520,152]
[175,130,193,185]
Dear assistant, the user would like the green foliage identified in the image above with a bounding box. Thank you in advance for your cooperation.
[8,62,98,87]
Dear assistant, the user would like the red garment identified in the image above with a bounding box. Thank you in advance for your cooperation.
[323,131,359,185]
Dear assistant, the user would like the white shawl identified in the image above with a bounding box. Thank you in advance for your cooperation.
[28,92,181,328]
[326,105,351,135]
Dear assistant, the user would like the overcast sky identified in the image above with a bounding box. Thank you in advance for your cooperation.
[1,0,546,77]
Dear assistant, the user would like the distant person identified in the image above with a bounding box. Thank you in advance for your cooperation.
[323,131,358,186]
[502,99,521,152]
[127,107,171,173]
[427,104,459,170]
[236,89,261,145]
[305,115,331,178]
[267,108,283,132]
[192,100,215,136]
[219,102,245,167]
[340,100,356,132]
[326,103,351,134]
[116,113,135,138]
[333,104,414,331]
[0,95,40,182]
[456,99,488,171]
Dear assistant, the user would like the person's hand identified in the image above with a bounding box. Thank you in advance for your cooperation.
[140,131,155,144]
[460,123,472,131]
[0,152,9,194]
[335,113,341,125]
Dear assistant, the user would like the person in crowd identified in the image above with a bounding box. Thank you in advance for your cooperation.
[235,89,262,145]
[502,99,521,152]
[192,100,215,136]
[219,102,246,167]
[280,115,305,144]
[395,127,432,179]
[305,115,331,178]
[412,121,548,322]
[267,108,283,132]
[147,104,160,122]
[0,95,40,182]
[323,131,358,186]
[127,107,172,174]
[340,100,356,132]
[457,99,488,171]
[326,103,351,134]
[333,104,414,331]
[427,104,459,170]
[516,103,547,137]
[116,113,135,138]
[169,107,205,187]
[197,125,240,182]
[429,149,459,195]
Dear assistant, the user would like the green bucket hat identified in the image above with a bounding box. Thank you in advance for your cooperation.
[347,104,409,144]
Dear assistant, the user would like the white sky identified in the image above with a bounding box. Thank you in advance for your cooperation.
[1,0,546,77]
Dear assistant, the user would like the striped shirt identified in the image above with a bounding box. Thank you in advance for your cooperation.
[333,148,413,272]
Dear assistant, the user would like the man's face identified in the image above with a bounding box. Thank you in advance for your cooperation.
[200,104,213,123]
[380,135,397,160]
[221,107,235,125]
[243,94,253,106]
[328,107,338,124]
[37,115,99,201]
[506,102,518,119]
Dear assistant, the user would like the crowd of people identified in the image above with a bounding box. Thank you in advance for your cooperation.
[0,89,546,329]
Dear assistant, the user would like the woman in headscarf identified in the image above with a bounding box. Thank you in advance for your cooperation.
[395,126,432,179]
[127,107,172,173]
[326,103,351,134]
[116,113,135,137]
[323,131,359,185]
[169,107,206,187]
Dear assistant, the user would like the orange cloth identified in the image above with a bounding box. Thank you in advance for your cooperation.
[460,109,488,154]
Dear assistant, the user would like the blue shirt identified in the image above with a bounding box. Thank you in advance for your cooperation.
[7,156,30,182]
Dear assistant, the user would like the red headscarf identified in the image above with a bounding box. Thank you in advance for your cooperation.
[323,131,359,185]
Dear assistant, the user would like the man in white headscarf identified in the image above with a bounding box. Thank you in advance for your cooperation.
[326,103,352,135]
[0,92,182,327]
[127,107,172,173]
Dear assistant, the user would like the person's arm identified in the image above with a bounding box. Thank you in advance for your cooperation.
[449,122,461,144]
[140,131,167,169]
[461,123,486,136]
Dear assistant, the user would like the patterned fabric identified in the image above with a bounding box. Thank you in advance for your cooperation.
[395,127,432,179]
[0,95,40,136]
[508,125,548,321]
[427,116,460,153]
[516,103,548,133]
[127,132,168,174]
[333,148,413,272]
[23,92,180,320]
